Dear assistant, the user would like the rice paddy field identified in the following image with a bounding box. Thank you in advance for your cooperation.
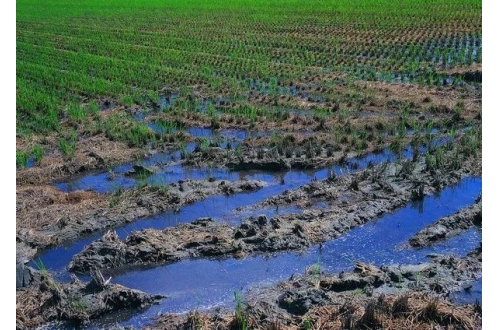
[16,0,483,328]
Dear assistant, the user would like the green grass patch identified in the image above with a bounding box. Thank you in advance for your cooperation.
[17,0,481,136]
[104,114,156,147]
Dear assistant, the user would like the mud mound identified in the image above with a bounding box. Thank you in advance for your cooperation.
[16,267,162,329]
[409,200,482,248]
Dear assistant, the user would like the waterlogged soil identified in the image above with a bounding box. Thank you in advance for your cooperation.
[16,266,162,329]
[16,179,265,262]
[16,81,482,328]
[152,247,481,330]
[69,150,476,273]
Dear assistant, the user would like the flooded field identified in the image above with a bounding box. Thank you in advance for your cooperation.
[16,0,481,328]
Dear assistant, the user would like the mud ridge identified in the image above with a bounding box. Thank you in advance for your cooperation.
[16,179,266,261]
[69,152,474,273]
[409,199,482,248]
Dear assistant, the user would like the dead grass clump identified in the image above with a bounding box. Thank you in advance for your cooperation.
[296,302,362,330]
[411,295,478,329]
[16,185,106,232]
[357,301,384,329]
[314,294,479,330]
[183,310,214,330]
[392,294,411,317]
[16,288,52,329]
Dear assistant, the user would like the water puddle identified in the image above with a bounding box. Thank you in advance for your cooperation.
[148,121,180,134]
[158,93,178,110]
[17,157,36,169]
[17,150,51,169]
[54,163,138,193]
[188,127,280,150]
[186,127,213,138]
[130,93,178,121]
[450,277,482,305]
[54,143,233,193]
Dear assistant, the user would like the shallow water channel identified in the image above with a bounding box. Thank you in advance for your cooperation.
[82,176,481,328]
[40,144,425,276]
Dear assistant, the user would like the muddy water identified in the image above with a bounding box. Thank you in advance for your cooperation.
[78,177,481,328]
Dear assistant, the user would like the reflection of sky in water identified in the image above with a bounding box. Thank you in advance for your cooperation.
[43,141,472,278]
[83,177,480,329]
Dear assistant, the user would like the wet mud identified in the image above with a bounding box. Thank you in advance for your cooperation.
[16,266,162,329]
[69,149,477,273]
[151,247,481,330]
